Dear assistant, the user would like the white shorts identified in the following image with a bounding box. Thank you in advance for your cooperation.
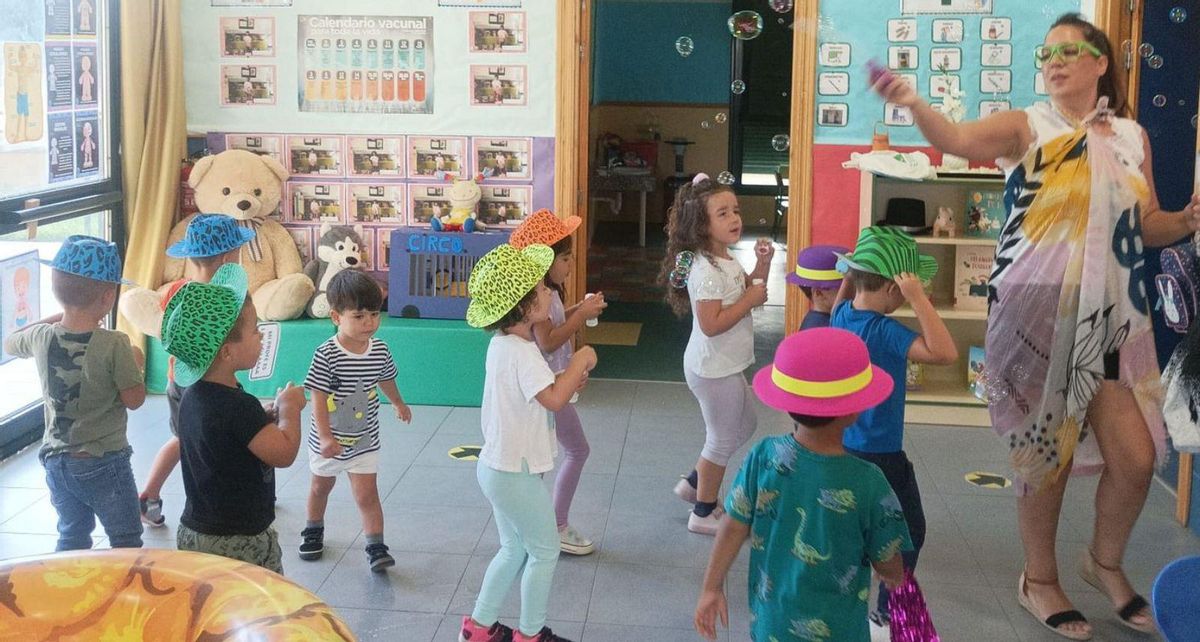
[308,448,380,477]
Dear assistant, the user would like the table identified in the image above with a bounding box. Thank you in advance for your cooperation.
[589,172,657,247]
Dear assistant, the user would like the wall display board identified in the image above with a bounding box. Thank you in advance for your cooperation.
[0,251,39,365]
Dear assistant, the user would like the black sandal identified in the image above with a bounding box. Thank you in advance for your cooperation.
[1079,549,1156,634]
[1017,571,1093,640]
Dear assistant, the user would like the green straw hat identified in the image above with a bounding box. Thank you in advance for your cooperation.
[466,243,554,328]
[835,225,938,284]
[161,263,249,387]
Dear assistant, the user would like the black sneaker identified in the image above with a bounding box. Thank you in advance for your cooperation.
[515,627,573,642]
[869,609,891,628]
[366,542,395,572]
[299,526,324,561]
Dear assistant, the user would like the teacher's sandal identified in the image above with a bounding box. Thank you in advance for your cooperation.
[1079,549,1156,634]
[1018,571,1093,640]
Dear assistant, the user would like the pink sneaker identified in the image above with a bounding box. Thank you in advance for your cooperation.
[673,477,698,504]
[514,627,574,642]
[459,616,514,642]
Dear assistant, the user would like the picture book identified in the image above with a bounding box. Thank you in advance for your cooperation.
[964,189,1006,238]
[967,346,985,394]
[954,245,992,310]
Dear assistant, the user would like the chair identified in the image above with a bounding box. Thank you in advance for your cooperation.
[772,165,789,241]
[1152,555,1200,640]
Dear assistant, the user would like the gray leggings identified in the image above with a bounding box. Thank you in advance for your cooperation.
[685,369,757,467]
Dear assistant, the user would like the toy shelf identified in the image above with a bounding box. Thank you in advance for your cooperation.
[913,236,998,247]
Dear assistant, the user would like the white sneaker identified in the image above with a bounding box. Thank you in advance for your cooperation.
[673,477,698,504]
[687,508,724,535]
[559,524,595,555]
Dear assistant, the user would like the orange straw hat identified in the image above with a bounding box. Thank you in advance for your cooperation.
[509,209,582,250]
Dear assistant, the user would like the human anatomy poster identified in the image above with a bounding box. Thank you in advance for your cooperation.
[297,15,433,114]
[0,251,40,366]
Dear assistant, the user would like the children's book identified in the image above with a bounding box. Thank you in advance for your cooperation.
[967,346,985,393]
[954,245,992,310]
[964,189,1006,238]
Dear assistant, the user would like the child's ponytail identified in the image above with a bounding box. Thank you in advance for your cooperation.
[658,174,732,317]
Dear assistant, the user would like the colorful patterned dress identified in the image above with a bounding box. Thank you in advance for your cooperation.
[986,100,1165,494]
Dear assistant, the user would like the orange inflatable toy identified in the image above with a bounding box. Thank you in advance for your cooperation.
[0,549,355,641]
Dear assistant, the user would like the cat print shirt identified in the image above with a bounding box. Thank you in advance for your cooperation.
[304,335,397,461]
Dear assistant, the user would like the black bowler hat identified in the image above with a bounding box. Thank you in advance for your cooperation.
[878,197,930,235]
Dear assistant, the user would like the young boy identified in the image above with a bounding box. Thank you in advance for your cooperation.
[299,270,411,573]
[789,244,849,330]
[695,328,912,642]
[133,213,255,527]
[4,235,146,552]
[162,263,307,573]
[831,225,957,626]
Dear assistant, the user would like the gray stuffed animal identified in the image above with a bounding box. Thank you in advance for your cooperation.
[304,222,367,318]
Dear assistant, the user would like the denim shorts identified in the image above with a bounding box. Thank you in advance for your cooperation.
[43,446,143,551]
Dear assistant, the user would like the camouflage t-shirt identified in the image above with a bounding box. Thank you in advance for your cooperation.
[727,435,913,642]
[4,324,142,459]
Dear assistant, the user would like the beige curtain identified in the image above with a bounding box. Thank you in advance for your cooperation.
[117,0,186,342]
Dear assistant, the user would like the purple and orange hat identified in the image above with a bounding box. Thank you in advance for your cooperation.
[753,327,893,417]
[787,244,849,290]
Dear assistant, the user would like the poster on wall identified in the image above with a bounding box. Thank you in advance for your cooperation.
[45,0,72,35]
[73,0,96,35]
[45,43,71,109]
[478,184,530,226]
[4,43,46,144]
[74,110,97,176]
[901,0,992,15]
[408,136,466,179]
[348,183,406,225]
[0,250,40,365]
[287,135,344,176]
[47,112,73,181]
[474,137,530,179]
[348,135,404,176]
[220,16,275,57]
[286,227,313,266]
[470,11,526,52]
[220,64,276,106]
[409,183,452,225]
[297,15,433,115]
[72,42,97,107]
[439,0,520,7]
[225,133,283,161]
[470,65,526,106]
[287,181,344,223]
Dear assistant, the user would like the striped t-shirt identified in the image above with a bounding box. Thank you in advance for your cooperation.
[303,336,398,461]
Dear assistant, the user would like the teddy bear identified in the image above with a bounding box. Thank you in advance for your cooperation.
[162,149,314,321]
[304,222,367,318]
[429,176,485,232]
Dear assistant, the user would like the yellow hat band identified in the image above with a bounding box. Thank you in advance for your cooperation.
[794,266,844,282]
[771,364,873,398]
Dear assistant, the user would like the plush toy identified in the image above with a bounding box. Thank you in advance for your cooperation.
[429,176,484,232]
[304,222,367,318]
[932,206,956,238]
[164,149,315,321]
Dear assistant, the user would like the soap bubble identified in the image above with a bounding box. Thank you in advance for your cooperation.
[771,134,790,152]
[769,0,794,12]
[675,36,694,57]
[716,171,735,185]
[1010,363,1030,384]
[1193,114,1198,129]
[1138,42,1154,57]
[700,120,712,130]
[728,10,764,40]
[1152,94,1167,107]
[731,79,746,94]
[1147,54,1164,69]
[1169,6,1187,23]
[715,112,727,124]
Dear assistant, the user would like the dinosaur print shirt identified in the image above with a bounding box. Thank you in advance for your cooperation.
[726,435,913,642]
[3,324,142,461]
[304,335,398,461]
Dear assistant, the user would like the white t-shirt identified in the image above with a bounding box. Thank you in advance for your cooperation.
[480,333,558,474]
[683,254,754,378]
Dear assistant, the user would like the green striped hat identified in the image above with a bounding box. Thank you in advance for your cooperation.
[835,226,938,283]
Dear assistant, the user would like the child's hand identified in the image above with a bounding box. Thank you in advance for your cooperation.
[894,272,927,302]
[580,292,607,319]
[394,402,412,423]
[744,280,768,307]
[694,588,729,641]
[318,435,343,458]
[262,401,278,423]
[275,382,308,413]
[576,345,598,371]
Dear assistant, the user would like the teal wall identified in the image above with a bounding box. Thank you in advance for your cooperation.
[592,0,732,104]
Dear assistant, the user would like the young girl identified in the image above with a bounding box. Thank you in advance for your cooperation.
[659,173,773,535]
[510,210,607,555]
[459,243,597,642]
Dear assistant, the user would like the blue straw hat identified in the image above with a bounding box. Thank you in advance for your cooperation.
[39,235,134,285]
[167,213,257,258]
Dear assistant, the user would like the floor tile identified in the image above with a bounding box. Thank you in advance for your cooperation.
[587,562,706,630]
[334,608,442,642]
[583,622,722,642]
[433,615,583,642]
[280,544,348,594]
[446,554,596,622]
[385,503,491,555]
[0,487,45,524]
[384,465,489,507]
[316,549,471,613]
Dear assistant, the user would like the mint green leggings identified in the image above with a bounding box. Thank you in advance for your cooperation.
[473,462,560,636]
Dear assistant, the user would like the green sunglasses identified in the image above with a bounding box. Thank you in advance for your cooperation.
[1034,41,1102,64]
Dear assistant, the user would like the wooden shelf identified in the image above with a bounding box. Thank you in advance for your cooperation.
[907,380,986,406]
[893,305,987,320]
[913,236,998,247]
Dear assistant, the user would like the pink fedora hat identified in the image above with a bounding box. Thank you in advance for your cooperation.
[753,327,894,417]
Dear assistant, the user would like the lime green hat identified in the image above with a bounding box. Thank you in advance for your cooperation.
[466,243,554,328]
[161,263,249,387]
[835,225,938,284]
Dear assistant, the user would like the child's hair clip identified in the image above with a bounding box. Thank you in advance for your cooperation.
[692,173,710,185]
[669,250,696,289]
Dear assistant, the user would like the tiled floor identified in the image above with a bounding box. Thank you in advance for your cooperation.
[1,382,1195,641]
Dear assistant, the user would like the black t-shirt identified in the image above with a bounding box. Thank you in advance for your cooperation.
[178,380,274,536]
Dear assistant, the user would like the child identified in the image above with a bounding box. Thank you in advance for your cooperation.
[789,244,849,330]
[4,235,146,552]
[509,209,606,555]
[458,243,596,642]
[659,172,772,535]
[694,328,913,641]
[299,270,411,572]
[831,225,957,626]
[134,213,255,528]
[162,264,307,573]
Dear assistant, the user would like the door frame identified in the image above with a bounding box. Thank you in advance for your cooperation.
[557,0,591,305]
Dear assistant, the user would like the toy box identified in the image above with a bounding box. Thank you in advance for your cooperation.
[387,227,511,319]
